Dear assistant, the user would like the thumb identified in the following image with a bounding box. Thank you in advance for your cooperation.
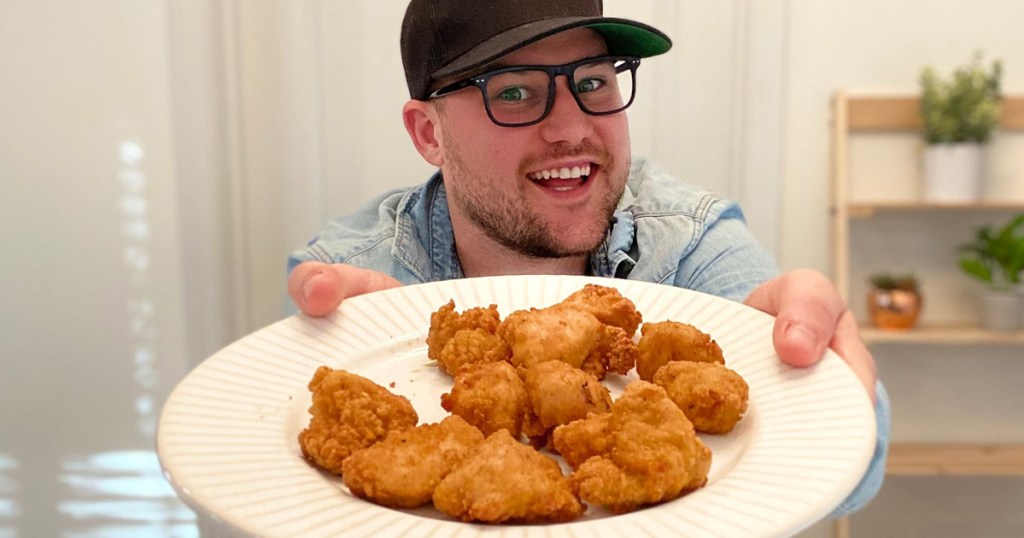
[289,262,405,317]
[288,262,345,317]
[744,269,844,368]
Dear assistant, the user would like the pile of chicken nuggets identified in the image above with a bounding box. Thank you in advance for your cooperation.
[298,284,750,523]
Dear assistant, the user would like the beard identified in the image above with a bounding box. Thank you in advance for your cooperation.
[441,138,626,259]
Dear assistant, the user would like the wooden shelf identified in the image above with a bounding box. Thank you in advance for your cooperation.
[845,94,1024,132]
[861,325,1024,345]
[847,201,1024,219]
[888,443,1024,476]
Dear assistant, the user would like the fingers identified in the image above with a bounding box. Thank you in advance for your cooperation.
[745,269,845,368]
[288,262,403,317]
[744,269,877,400]
[830,310,878,402]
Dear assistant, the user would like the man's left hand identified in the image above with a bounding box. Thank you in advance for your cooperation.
[744,268,877,402]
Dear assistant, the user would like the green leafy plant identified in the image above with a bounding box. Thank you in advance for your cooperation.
[869,273,919,291]
[920,53,1002,144]
[958,213,1024,289]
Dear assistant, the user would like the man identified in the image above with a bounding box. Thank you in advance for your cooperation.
[287,0,888,516]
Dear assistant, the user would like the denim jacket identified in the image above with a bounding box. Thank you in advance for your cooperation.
[288,157,889,516]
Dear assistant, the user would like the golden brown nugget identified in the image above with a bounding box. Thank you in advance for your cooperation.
[547,411,614,469]
[426,300,502,363]
[584,324,638,379]
[652,360,749,434]
[435,327,511,376]
[441,361,535,438]
[552,381,712,514]
[499,305,636,380]
[341,416,485,508]
[558,283,643,337]
[499,306,602,370]
[298,366,418,475]
[521,360,611,447]
[433,429,585,523]
[636,320,724,381]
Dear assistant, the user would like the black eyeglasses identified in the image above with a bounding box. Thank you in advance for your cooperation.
[428,56,640,127]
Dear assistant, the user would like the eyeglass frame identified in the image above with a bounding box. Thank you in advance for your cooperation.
[427,55,641,128]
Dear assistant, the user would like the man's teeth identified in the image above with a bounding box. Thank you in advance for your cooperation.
[529,165,591,180]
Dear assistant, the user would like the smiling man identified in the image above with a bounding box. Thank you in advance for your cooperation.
[286,0,889,517]
[406,28,633,274]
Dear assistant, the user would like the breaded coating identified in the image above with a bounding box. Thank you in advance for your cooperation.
[549,412,614,469]
[636,321,724,381]
[426,300,502,363]
[521,360,611,447]
[441,361,536,438]
[433,429,585,523]
[499,305,637,380]
[652,361,749,434]
[559,283,643,337]
[435,327,511,376]
[583,325,637,379]
[298,366,418,474]
[341,416,485,508]
[552,381,712,514]
[499,306,601,370]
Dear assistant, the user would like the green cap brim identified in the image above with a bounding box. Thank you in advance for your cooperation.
[588,22,672,58]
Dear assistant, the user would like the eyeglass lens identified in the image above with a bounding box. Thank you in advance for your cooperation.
[483,58,635,126]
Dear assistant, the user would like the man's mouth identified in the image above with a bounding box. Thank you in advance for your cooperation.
[527,164,593,191]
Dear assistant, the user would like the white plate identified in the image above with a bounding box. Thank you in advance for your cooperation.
[157,275,875,538]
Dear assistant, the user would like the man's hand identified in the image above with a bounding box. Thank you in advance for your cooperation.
[744,268,877,402]
[288,262,403,317]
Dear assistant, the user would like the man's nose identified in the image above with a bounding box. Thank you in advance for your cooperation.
[538,77,594,144]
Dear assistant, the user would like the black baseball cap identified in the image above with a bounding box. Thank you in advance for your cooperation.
[401,0,672,100]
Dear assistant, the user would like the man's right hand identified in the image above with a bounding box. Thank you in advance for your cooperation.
[287,261,403,317]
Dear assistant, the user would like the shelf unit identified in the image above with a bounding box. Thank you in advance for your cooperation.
[829,92,1024,537]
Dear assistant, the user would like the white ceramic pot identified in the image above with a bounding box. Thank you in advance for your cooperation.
[979,289,1024,331]
[922,143,985,202]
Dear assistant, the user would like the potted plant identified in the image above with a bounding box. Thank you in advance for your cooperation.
[919,53,1002,201]
[867,273,923,330]
[958,213,1024,331]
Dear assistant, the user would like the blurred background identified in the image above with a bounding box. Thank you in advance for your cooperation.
[2,1,1023,536]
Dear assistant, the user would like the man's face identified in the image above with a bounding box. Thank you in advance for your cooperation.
[434,28,631,259]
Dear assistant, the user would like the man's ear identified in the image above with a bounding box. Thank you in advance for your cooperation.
[403,100,444,166]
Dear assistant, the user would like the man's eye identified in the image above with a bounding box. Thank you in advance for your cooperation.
[576,77,605,93]
[496,86,530,101]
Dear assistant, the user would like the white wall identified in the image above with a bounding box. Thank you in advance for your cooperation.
[1,0,198,534]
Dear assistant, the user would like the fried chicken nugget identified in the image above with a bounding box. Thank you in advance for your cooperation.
[426,300,502,363]
[298,366,418,474]
[552,381,712,514]
[652,360,749,434]
[586,325,638,379]
[559,284,643,337]
[341,415,485,508]
[440,361,536,438]
[435,327,511,376]
[521,360,611,448]
[636,320,724,381]
[499,305,637,380]
[433,429,585,523]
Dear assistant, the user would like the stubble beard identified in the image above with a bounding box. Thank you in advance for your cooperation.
[443,139,625,260]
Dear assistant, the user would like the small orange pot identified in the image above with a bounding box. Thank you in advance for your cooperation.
[867,289,922,330]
